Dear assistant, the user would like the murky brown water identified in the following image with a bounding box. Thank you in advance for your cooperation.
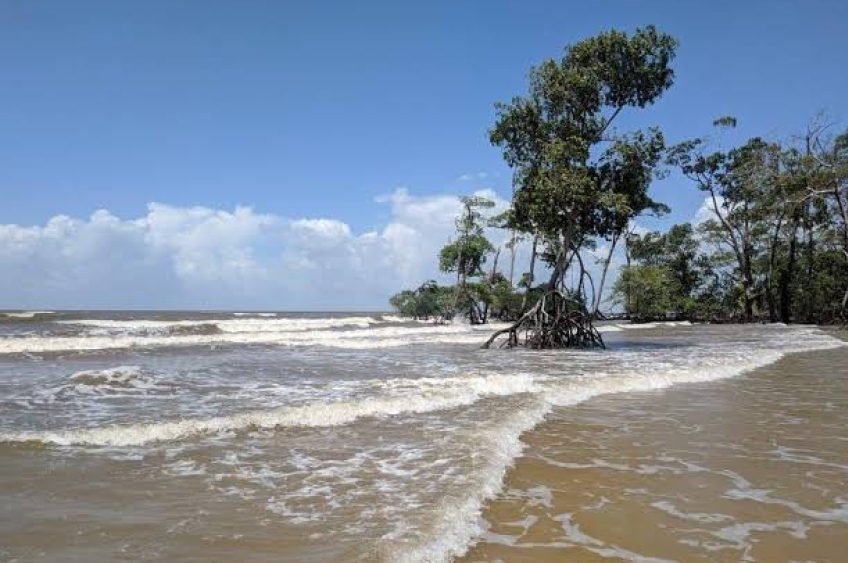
[1,314,845,563]
[461,335,848,563]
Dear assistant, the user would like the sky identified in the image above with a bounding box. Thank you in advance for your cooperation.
[1,0,847,310]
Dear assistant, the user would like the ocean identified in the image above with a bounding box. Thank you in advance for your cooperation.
[0,311,845,562]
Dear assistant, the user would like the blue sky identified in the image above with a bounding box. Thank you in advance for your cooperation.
[1,1,846,309]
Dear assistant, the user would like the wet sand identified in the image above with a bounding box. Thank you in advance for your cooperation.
[461,335,848,563]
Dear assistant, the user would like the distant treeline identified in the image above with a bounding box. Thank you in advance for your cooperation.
[390,26,847,327]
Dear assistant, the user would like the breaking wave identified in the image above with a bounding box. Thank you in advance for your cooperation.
[9,366,176,408]
[0,313,700,355]
[0,324,844,563]
[165,323,223,336]
[387,328,846,563]
[57,315,380,333]
[66,366,151,388]
[0,311,58,323]
[0,321,499,354]
[0,373,543,446]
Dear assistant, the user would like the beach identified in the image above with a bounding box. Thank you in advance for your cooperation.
[1,313,846,562]
[461,335,848,563]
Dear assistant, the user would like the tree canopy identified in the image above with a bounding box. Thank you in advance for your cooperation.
[390,26,847,342]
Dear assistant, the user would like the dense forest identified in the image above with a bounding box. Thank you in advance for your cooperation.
[389,26,848,346]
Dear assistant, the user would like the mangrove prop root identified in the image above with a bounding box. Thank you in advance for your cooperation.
[481,291,605,350]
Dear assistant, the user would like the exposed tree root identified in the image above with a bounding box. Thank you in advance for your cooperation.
[482,291,605,349]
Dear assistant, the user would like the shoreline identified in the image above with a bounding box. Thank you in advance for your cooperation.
[459,341,848,563]
[2,321,845,563]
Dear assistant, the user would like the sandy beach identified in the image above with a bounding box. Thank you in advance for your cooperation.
[461,335,848,563]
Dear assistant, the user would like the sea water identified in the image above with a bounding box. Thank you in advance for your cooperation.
[0,311,843,562]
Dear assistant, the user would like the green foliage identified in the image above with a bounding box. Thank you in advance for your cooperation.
[667,127,786,320]
[488,279,529,321]
[389,278,530,324]
[389,28,847,328]
[613,265,678,321]
[389,281,454,321]
[713,116,737,128]
[793,249,848,324]
[391,194,519,324]
[663,120,848,323]
[439,234,494,278]
[439,196,496,278]
[818,250,848,321]
[490,26,677,290]
[630,223,705,301]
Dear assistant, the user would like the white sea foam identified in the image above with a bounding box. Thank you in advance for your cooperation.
[233,312,277,317]
[388,399,550,563]
[58,315,380,333]
[385,329,845,563]
[1,311,54,318]
[650,500,733,523]
[595,325,624,333]
[0,373,543,446]
[723,471,848,523]
[596,321,692,333]
[17,366,170,407]
[553,512,679,563]
[2,314,693,355]
[3,328,842,449]
[2,325,844,563]
[67,366,150,388]
[0,322,487,354]
[379,315,432,324]
[711,520,809,554]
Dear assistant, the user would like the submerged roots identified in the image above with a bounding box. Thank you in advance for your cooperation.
[482,291,605,350]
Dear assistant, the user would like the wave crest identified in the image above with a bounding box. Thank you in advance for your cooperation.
[66,366,150,388]
[0,373,542,447]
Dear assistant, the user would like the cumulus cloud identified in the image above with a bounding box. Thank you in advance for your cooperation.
[692,195,726,226]
[8,187,683,312]
[0,189,522,310]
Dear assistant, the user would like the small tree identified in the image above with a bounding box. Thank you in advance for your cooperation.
[389,281,453,321]
[439,195,496,322]
[668,122,782,321]
[800,127,848,321]
[484,26,677,348]
[613,265,677,322]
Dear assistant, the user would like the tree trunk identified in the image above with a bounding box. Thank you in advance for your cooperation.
[482,220,603,350]
[624,230,633,318]
[835,189,848,322]
[765,210,785,323]
[779,216,800,323]
[742,282,755,322]
[841,250,848,322]
[742,254,756,322]
[451,239,465,316]
[804,215,815,323]
[765,278,777,323]
[547,221,574,291]
[593,232,619,317]
[489,247,501,283]
[508,231,516,286]
[520,236,538,312]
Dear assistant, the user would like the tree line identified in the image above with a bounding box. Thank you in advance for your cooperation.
[620,120,848,324]
[390,26,847,346]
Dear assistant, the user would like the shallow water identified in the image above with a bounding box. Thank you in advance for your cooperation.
[0,312,844,562]
[461,338,848,563]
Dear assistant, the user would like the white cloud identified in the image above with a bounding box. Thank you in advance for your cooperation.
[0,190,523,310]
[692,195,725,226]
[457,171,489,182]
